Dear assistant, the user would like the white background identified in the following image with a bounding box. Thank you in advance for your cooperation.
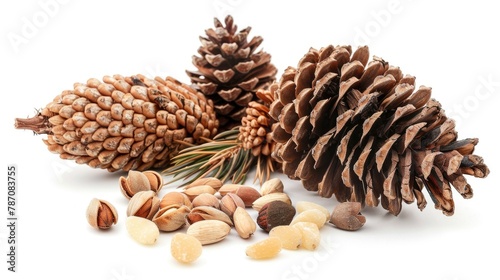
[1,1,499,280]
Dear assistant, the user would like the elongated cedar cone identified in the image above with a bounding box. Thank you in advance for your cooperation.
[15,74,219,172]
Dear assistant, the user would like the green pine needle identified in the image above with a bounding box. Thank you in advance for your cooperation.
[163,127,275,186]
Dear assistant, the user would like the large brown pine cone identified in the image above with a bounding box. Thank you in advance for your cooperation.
[187,15,277,129]
[269,45,489,216]
[15,75,219,172]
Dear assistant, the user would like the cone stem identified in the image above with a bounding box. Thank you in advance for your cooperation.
[14,115,52,134]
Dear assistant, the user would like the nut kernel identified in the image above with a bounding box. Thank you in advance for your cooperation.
[292,222,320,250]
[269,225,302,250]
[171,233,202,264]
[246,237,282,259]
[125,216,159,245]
[290,209,327,229]
[296,201,330,223]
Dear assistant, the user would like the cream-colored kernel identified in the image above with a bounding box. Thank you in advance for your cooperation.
[290,209,327,229]
[246,237,282,259]
[292,222,320,250]
[170,233,202,264]
[296,201,330,223]
[125,216,159,245]
[269,226,302,250]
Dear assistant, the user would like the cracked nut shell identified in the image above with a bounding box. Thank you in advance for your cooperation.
[86,198,118,230]
[329,202,366,231]
[257,200,296,232]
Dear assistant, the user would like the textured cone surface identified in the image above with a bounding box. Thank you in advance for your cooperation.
[16,74,219,172]
[164,84,279,185]
[269,45,490,216]
[239,84,277,158]
[187,15,277,129]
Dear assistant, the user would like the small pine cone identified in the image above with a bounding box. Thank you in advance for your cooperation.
[238,84,277,158]
[15,75,219,172]
[187,15,277,129]
[269,45,490,216]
